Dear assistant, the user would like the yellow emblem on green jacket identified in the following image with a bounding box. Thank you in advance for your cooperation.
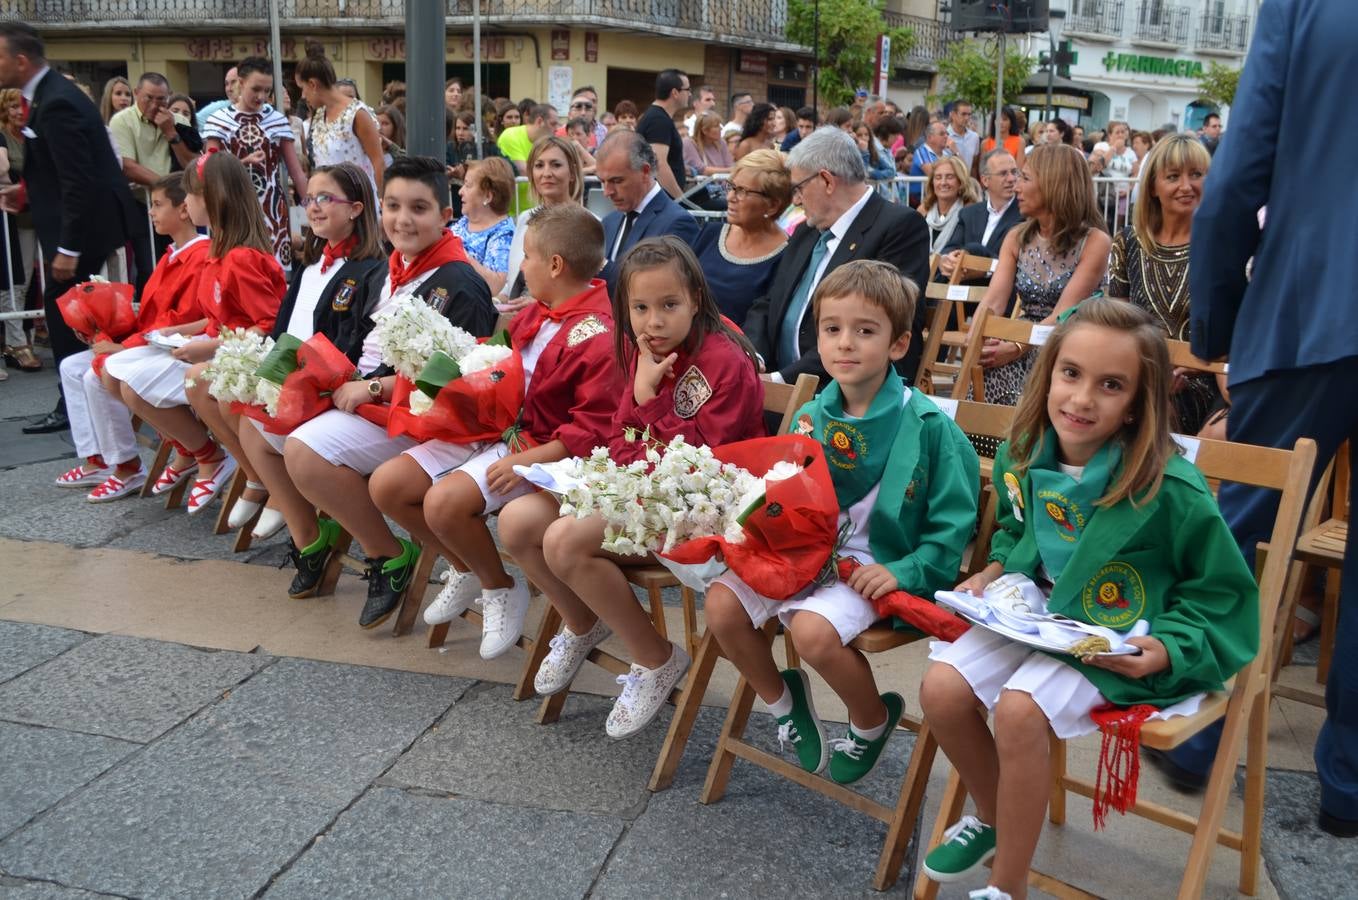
[1082,561,1146,630]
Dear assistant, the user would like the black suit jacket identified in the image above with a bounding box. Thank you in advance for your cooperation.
[599,189,700,292]
[941,198,1023,260]
[745,190,930,385]
[22,69,142,263]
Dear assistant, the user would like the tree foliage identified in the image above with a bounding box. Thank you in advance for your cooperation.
[1197,61,1241,107]
[787,0,914,108]
[934,37,1035,111]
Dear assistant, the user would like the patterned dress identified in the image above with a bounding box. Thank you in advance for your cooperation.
[1108,227,1220,434]
[308,100,377,196]
[983,232,1091,408]
[203,104,296,269]
[451,216,515,274]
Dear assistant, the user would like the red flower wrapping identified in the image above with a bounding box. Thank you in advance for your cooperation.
[57,281,137,343]
[661,434,840,601]
[386,353,527,446]
[234,334,359,435]
[836,557,971,641]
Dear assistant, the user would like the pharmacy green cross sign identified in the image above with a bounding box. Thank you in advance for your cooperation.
[1102,51,1204,78]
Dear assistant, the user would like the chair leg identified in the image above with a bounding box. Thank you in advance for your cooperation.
[393,545,438,637]
[649,628,722,792]
[783,627,800,669]
[681,587,698,660]
[316,528,352,598]
[164,466,192,509]
[518,602,561,703]
[913,768,968,900]
[427,621,451,649]
[141,440,171,498]
[648,584,669,641]
[1239,680,1270,895]
[213,469,246,535]
[700,619,778,805]
[536,688,569,724]
[873,723,939,891]
[1048,730,1067,826]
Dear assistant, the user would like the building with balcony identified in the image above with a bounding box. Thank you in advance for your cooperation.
[1043,0,1253,130]
[5,0,812,121]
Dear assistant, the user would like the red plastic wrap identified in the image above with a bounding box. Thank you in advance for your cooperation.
[385,352,527,446]
[57,281,137,343]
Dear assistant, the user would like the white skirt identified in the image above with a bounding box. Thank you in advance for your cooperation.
[286,408,416,475]
[716,571,879,646]
[928,627,1204,739]
[247,416,288,453]
[409,440,534,514]
[104,345,190,409]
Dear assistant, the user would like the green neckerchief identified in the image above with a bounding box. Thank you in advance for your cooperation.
[1055,291,1104,324]
[1028,431,1121,582]
[807,372,906,507]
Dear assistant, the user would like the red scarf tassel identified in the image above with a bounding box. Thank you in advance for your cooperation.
[1088,702,1158,830]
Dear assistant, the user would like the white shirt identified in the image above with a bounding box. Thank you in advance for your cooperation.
[520,319,563,391]
[356,269,437,374]
[787,184,875,348]
[982,196,1016,247]
[284,258,338,341]
[611,181,663,260]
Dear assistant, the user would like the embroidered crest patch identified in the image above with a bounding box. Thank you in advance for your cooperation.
[672,365,712,418]
[426,286,450,312]
[332,278,357,312]
[1036,488,1084,542]
[821,420,867,470]
[1003,472,1024,522]
[567,315,608,347]
[1081,561,1146,630]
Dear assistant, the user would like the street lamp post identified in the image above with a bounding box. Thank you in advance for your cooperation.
[812,0,820,113]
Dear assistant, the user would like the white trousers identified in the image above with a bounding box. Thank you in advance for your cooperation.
[59,349,139,465]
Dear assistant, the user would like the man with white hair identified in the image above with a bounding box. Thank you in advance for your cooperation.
[744,127,930,384]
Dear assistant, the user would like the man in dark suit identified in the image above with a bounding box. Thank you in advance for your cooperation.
[1166,0,1358,840]
[0,23,143,433]
[597,131,698,293]
[938,148,1021,278]
[744,127,929,384]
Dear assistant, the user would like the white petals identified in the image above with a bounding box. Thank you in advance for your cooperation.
[202,328,275,405]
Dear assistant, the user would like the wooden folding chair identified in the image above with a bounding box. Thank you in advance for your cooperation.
[140,438,173,498]
[502,372,822,717]
[915,435,1317,900]
[648,396,1015,892]
[915,283,988,397]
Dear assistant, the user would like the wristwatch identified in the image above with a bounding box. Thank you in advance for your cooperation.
[166,135,181,145]
[367,379,383,399]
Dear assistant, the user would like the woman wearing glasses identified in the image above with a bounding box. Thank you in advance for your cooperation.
[690,149,790,325]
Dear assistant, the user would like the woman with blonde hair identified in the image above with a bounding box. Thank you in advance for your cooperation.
[1108,133,1217,433]
[919,155,979,254]
[499,134,591,305]
[99,76,133,125]
[975,142,1110,406]
[683,111,733,176]
[691,148,790,324]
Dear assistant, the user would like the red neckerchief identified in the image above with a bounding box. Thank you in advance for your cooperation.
[320,235,358,274]
[387,230,470,292]
[516,279,611,344]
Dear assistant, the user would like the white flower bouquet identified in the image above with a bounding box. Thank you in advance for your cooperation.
[370,295,478,381]
[195,328,275,404]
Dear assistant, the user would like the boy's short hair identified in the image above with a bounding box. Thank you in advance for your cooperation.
[812,260,917,342]
[150,172,187,206]
[383,155,449,208]
[526,204,603,282]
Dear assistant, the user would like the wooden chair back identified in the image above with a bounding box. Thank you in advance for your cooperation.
[915,282,988,396]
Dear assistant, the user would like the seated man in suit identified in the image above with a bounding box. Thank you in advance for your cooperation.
[744,127,929,385]
[597,131,699,292]
[937,148,1021,280]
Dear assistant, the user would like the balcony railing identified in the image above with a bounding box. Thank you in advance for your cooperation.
[1064,0,1124,39]
[1195,11,1250,52]
[1132,2,1190,44]
[882,11,956,71]
[6,0,798,47]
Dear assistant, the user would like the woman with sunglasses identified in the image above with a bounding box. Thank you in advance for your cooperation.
[690,149,790,325]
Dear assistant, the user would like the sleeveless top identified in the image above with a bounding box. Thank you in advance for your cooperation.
[309,100,376,194]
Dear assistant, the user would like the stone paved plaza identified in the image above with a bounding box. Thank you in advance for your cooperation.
[1,352,1354,899]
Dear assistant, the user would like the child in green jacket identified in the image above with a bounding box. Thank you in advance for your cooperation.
[919,298,1257,900]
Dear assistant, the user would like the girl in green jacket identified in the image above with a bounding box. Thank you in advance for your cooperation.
[918,298,1257,900]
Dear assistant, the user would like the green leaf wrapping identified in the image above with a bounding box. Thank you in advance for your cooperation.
[414,349,462,397]
[254,333,304,386]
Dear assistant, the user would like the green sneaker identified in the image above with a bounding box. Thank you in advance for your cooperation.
[774,668,827,774]
[288,516,340,599]
[359,537,419,629]
[921,814,997,883]
[827,691,904,785]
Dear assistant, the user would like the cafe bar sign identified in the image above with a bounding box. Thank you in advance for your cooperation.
[1101,51,1203,78]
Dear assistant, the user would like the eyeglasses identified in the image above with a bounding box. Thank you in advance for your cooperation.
[571,102,594,110]
[301,193,353,208]
[790,171,823,199]
[723,183,769,200]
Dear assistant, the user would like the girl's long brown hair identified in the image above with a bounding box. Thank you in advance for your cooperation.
[297,163,384,267]
[611,236,758,377]
[1011,143,1106,257]
[1007,297,1176,508]
[182,151,272,259]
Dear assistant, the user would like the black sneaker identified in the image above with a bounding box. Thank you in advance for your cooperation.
[287,517,340,599]
[1141,747,1207,793]
[359,538,419,629]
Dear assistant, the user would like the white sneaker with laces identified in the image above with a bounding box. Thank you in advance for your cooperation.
[423,569,483,625]
[605,644,691,739]
[477,577,530,659]
[534,618,612,696]
[968,888,1012,900]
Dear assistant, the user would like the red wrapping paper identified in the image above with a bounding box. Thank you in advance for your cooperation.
[57,282,137,343]
[661,434,840,601]
[385,351,527,446]
[233,334,359,435]
[836,557,971,641]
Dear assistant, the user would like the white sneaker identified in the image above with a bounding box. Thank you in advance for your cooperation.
[605,644,691,739]
[251,507,286,540]
[477,578,530,659]
[423,569,483,625]
[534,618,612,696]
[968,889,1012,900]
